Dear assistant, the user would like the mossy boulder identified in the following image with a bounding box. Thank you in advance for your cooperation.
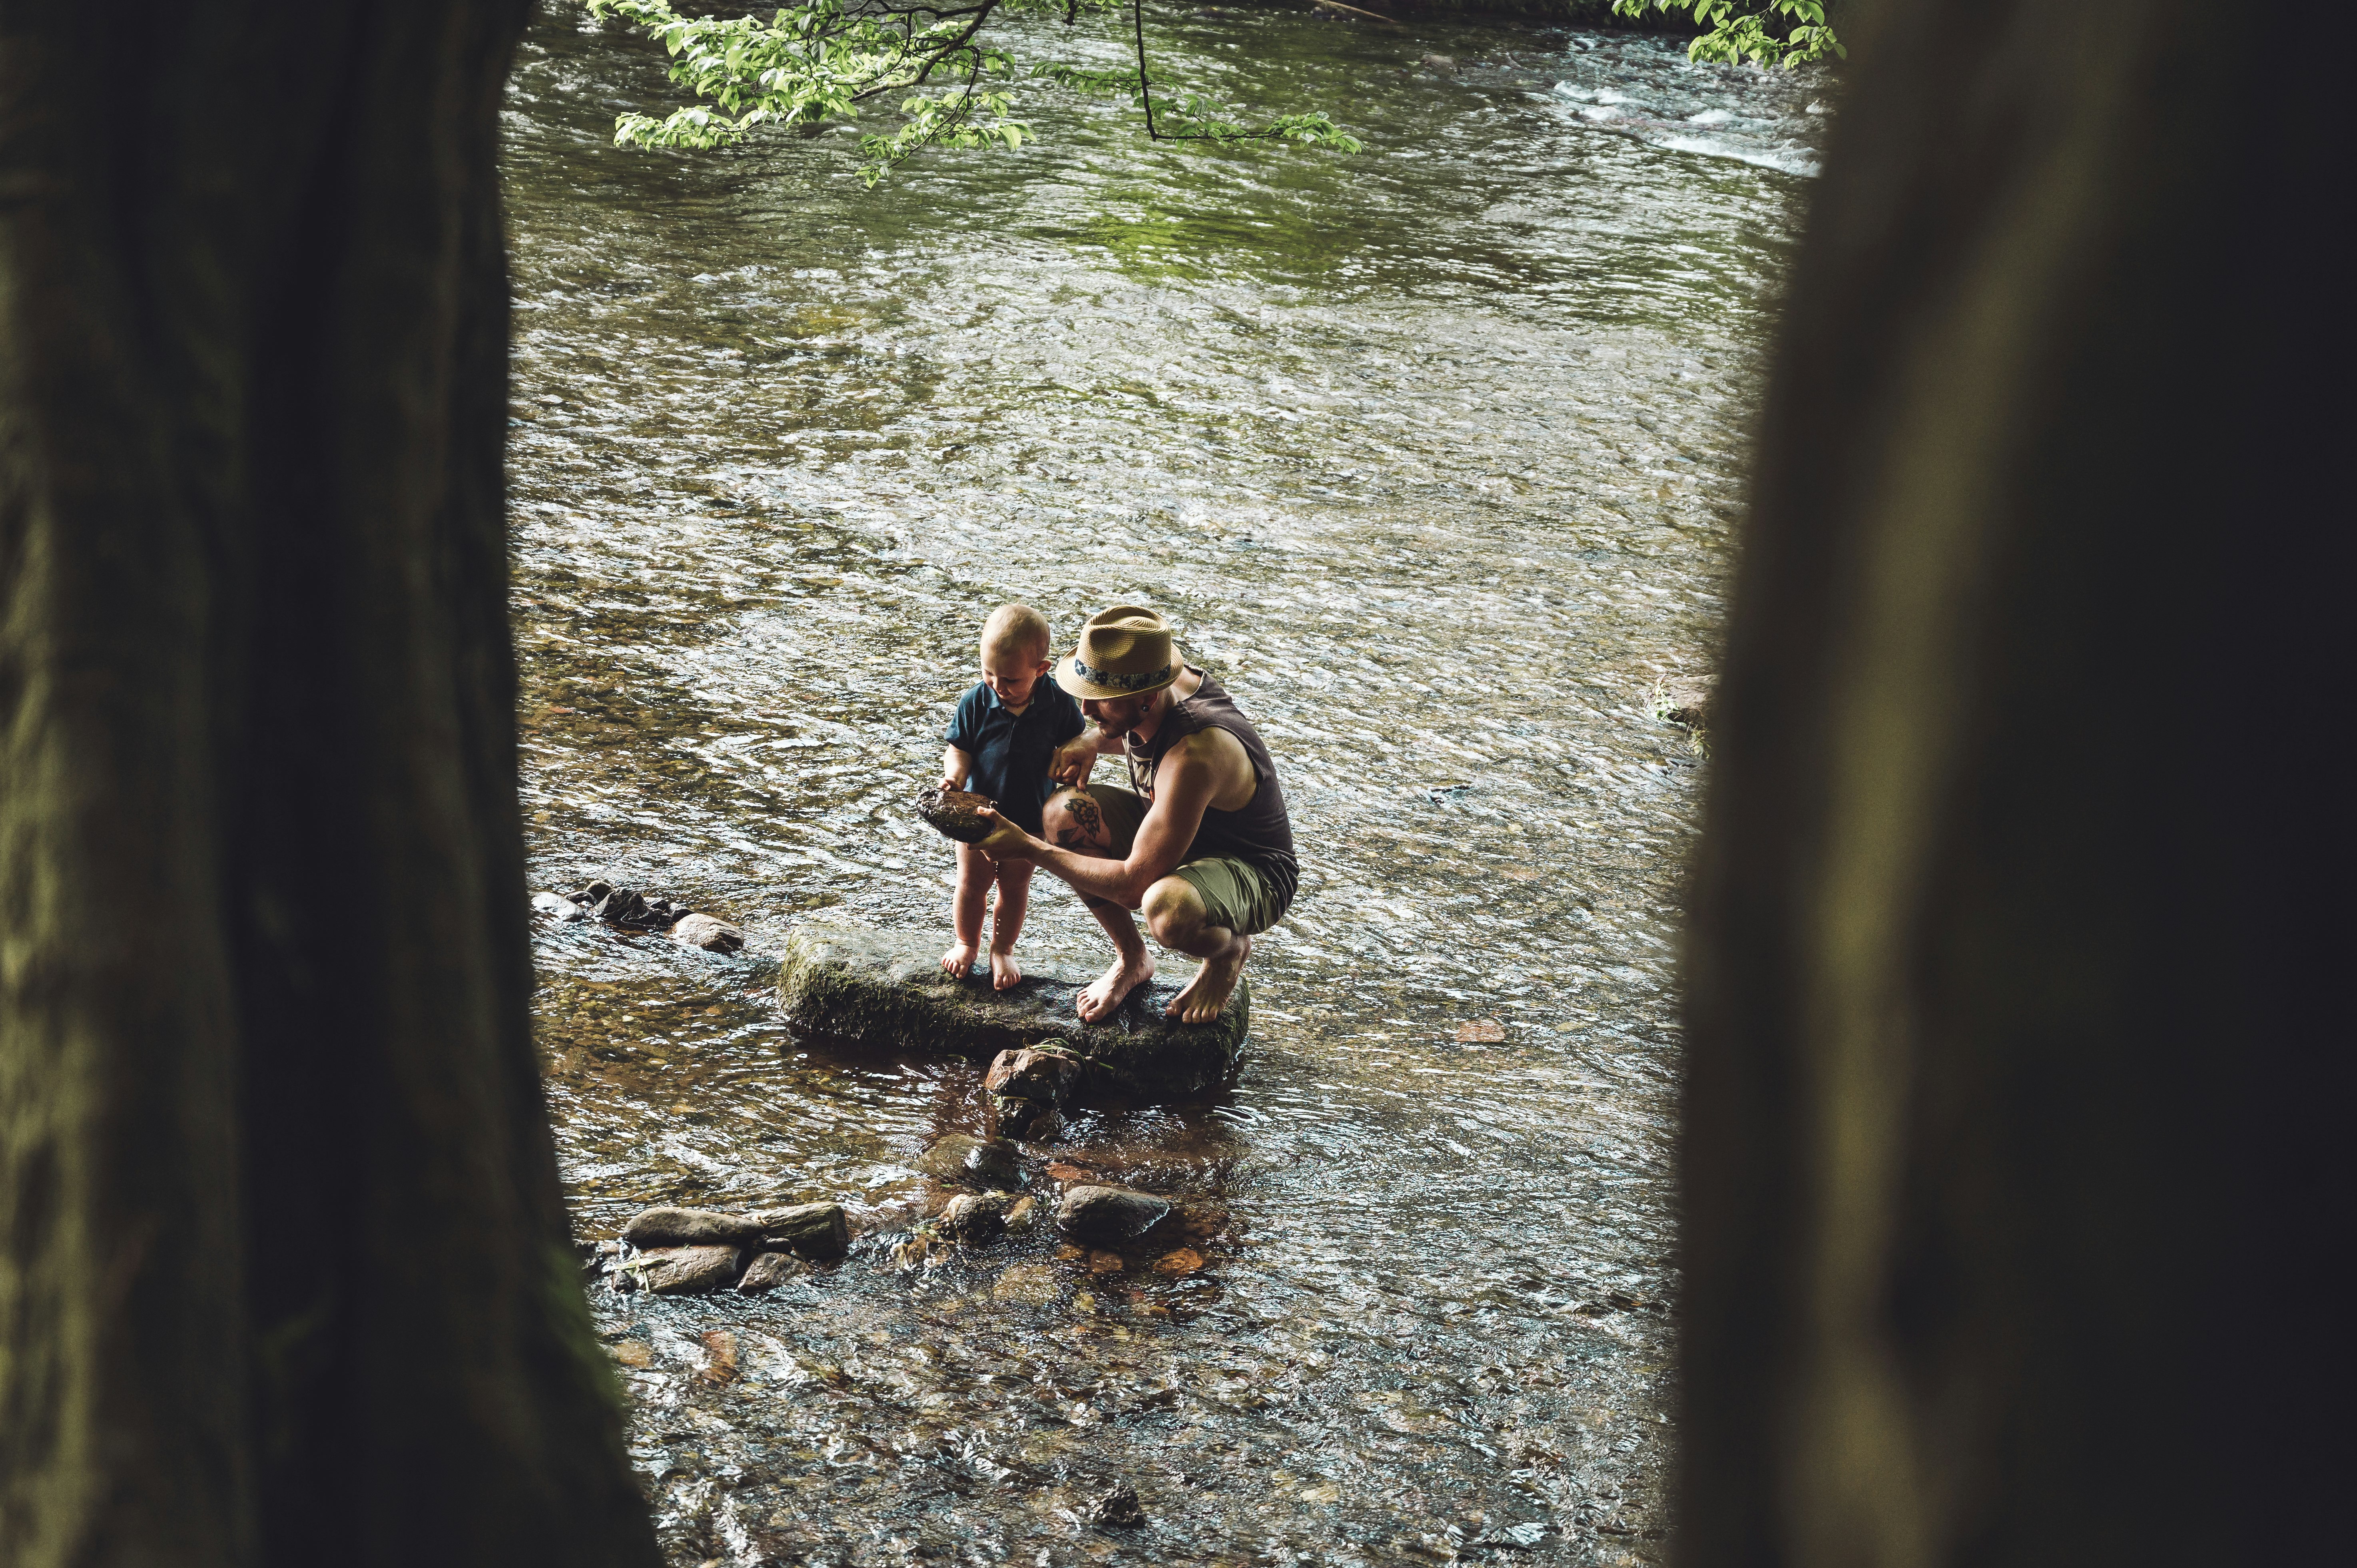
[775,922,1248,1100]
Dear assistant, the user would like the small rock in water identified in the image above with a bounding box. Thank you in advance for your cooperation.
[1153,1247,1206,1275]
[668,912,745,953]
[622,1206,764,1248]
[630,1244,744,1295]
[990,1094,1060,1143]
[751,1201,851,1258]
[736,1250,809,1293]
[1085,1484,1147,1529]
[1652,676,1714,731]
[1087,1249,1125,1274]
[698,1328,740,1384]
[984,1046,1081,1102]
[532,890,586,922]
[991,1263,1060,1306]
[943,1191,1016,1241]
[916,787,999,843]
[608,1339,652,1367]
[915,1134,1023,1188]
[1057,1184,1171,1245]
[1045,1162,1097,1184]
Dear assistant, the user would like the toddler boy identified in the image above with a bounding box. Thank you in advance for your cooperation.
[941,604,1085,988]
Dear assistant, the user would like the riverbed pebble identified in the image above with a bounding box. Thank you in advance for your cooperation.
[916,1134,1022,1188]
[736,1251,810,1293]
[1057,1184,1171,1244]
[668,912,745,953]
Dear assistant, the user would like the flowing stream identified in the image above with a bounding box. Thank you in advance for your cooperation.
[504,8,1819,1563]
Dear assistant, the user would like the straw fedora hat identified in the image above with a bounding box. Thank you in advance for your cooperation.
[1055,606,1182,700]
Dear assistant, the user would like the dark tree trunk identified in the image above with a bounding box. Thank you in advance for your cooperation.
[0,4,658,1564]
[1679,1,2345,1565]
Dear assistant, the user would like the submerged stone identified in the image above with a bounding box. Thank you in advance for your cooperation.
[776,922,1249,1100]
[914,1134,1022,1188]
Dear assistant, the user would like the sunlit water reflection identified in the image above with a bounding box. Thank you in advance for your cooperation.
[504,7,1818,1563]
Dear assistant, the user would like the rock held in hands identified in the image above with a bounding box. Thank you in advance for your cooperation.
[917,787,999,843]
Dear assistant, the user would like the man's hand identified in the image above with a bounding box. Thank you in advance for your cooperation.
[939,775,963,794]
[974,807,1039,864]
[1050,731,1099,787]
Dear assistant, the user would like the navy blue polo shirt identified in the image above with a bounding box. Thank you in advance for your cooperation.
[945,679,1086,835]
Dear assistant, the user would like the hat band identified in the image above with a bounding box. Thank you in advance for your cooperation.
[1073,656,1172,693]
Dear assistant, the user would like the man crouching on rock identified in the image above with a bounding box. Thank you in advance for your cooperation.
[974,605,1298,1025]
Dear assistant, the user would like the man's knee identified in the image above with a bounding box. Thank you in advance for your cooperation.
[1042,788,1108,853]
[1143,877,1208,945]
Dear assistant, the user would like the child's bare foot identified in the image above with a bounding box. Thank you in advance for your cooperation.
[1077,950,1155,1021]
[941,940,979,980]
[989,950,1023,990]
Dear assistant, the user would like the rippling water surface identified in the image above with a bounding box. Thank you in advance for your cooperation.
[504,8,1818,1562]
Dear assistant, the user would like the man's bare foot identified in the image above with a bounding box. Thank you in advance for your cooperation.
[1168,936,1250,1024]
[1077,950,1155,1022]
[941,940,979,980]
[989,949,1023,991]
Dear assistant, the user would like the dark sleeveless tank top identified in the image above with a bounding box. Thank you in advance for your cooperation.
[1125,669,1298,912]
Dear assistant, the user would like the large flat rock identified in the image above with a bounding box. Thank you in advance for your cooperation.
[775,922,1247,1100]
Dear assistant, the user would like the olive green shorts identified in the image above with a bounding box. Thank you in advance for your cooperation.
[1067,784,1289,937]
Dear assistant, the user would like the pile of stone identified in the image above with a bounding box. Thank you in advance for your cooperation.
[533,878,745,953]
[901,1133,1222,1277]
[595,1200,848,1295]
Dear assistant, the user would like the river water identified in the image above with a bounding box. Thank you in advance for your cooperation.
[503,7,1818,1564]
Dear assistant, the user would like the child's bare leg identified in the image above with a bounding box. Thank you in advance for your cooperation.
[941,841,989,978]
[987,860,1036,990]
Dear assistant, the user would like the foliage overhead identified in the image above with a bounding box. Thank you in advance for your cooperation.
[586,0,1362,185]
[1612,0,1843,68]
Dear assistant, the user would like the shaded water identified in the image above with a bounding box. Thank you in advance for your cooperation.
[504,7,1817,1563]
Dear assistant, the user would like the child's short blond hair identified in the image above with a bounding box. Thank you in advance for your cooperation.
[981,603,1052,662]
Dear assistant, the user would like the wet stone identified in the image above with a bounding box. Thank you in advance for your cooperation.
[991,1263,1060,1306]
[942,1191,1016,1242]
[737,1251,810,1293]
[914,1134,1022,1189]
[984,1046,1081,1102]
[776,923,1248,1100]
[668,912,745,953]
[916,786,998,843]
[990,1094,1059,1143]
[752,1201,851,1259]
[629,1244,744,1295]
[1057,1184,1171,1245]
[1085,1485,1147,1529]
[622,1206,764,1248]
[532,890,586,922]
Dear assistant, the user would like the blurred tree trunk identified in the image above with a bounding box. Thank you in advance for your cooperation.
[0,4,659,1565]
[1679,1,2344,1565]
